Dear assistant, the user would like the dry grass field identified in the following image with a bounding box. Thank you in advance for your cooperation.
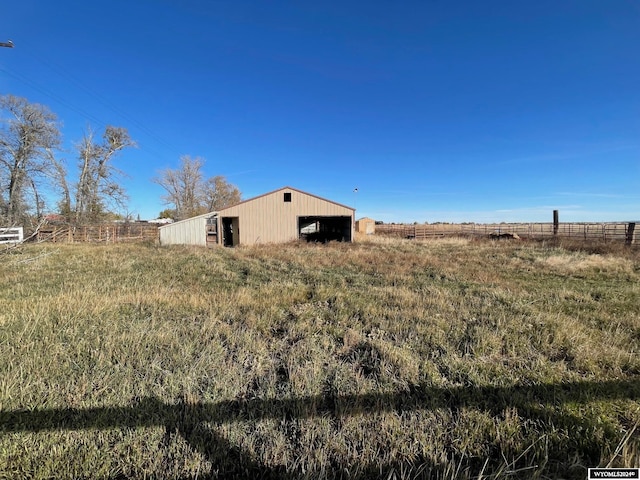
[1,237,639,479]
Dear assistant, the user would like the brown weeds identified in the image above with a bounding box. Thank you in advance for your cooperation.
[1,239,639,479]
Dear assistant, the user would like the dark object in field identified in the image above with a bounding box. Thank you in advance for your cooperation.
[489,232,521,240]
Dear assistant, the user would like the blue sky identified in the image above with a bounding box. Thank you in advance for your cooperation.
[2,1,638,222]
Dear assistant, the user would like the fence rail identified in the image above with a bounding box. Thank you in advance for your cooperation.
[36,223,159,243]
[0,227,24,244]
[376,222,637,244]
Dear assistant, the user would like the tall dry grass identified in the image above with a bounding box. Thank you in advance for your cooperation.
[1,238,639,479]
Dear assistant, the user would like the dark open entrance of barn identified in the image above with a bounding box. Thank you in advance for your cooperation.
[221,217,239,247]
[298,216,352,243]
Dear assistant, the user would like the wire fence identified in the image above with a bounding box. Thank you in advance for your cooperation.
[376,222,637,245]
[35,223,159,243]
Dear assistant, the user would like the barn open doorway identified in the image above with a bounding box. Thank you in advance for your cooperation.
[298,216,352,242]
[222,217,239,246]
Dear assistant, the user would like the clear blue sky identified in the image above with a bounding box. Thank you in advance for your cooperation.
[2,1,638,223]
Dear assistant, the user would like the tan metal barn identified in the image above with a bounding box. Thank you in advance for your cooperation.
[159,186,355,246]
[158,212,217,247]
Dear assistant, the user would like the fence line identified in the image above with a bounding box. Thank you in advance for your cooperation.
[0,227,24,244]
[376,222,637,244]
[36,223,159,243]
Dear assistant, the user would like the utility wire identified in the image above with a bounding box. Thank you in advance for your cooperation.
[2,40,185,167]
[18,40,182,159]
[0,65,108,128]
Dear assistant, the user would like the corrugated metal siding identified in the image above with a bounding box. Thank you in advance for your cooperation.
[219,188,354,245]
[159,214,212,246]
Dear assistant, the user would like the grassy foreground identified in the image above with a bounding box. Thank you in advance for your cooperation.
[1,237,639,479]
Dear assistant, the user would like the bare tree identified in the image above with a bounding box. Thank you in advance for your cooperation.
[73,126,135,223]
[203,175,241,211]
[54,159,72,221]
[154,156,241,220]
[0,95,61,225]
[153,155,204,220]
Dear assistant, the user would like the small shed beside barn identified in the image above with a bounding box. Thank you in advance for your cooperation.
[159,186,355,247]
[158,212,218,247]
[356,217,376,235]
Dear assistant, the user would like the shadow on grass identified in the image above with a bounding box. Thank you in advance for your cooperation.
[2,378,639,479]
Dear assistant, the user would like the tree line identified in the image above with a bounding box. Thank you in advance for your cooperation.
[153,155,241,221]
[0,94,240,228]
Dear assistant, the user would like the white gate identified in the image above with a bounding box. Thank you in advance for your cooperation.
[0,227,24,244]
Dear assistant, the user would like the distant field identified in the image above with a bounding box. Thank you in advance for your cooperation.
[1,238,639,479]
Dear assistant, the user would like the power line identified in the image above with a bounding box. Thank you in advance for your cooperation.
[2,40,184,166]
[19,41,182,158]
[0,65,108,128]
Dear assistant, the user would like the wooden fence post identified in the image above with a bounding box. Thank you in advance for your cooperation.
[553,210,559,237]
[626,222,636,246]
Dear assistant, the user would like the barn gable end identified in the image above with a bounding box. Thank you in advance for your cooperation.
[159,187,354,246]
